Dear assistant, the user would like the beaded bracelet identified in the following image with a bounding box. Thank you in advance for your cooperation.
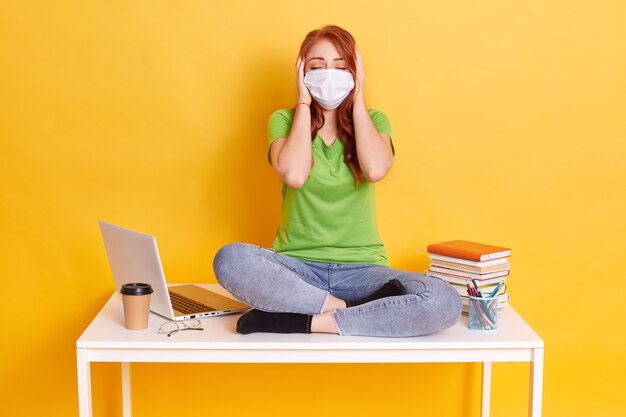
[295,102,310,108]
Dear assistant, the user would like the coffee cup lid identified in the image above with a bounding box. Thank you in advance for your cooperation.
[120,283,154,296]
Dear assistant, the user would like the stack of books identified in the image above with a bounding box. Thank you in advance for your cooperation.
[426,240,511,312]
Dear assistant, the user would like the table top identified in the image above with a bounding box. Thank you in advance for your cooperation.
[77,284,543,350]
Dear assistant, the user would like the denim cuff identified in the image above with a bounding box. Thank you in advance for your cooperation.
[331,309,344,336]
[319,292,330,314]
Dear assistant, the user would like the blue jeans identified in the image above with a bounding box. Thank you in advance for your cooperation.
[213,242,462,337]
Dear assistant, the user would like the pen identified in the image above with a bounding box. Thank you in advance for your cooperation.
[471,278,482,297]
[467,284,477,298]
[488,282,502,298]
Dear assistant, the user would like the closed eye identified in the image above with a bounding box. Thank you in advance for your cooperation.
[310,67,348,70]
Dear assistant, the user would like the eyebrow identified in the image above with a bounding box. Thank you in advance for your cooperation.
[307,57,345,62]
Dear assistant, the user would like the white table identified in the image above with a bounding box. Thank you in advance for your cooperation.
[76,284,544,417]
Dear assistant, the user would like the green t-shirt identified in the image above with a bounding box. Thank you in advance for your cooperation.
[267,108,394,266]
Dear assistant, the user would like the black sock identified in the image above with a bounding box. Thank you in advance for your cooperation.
[236,309,313,334]
[346,279,406,307]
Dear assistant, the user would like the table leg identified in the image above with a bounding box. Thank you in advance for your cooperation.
[481,362,492,417]
[122,362,132,417]
[529,348,544,417]
[76,349,92,417]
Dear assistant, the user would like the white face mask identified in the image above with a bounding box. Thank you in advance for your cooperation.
[303,69,355,110]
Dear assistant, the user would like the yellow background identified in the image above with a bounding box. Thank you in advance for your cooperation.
[1,1,625,416]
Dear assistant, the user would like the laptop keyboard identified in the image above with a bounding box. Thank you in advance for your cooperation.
[169,291,216,315]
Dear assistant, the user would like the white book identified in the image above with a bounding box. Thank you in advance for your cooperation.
[428,253,509,267]
[429,265,509,280]
[449,282,506,296]
[427,271,507,286]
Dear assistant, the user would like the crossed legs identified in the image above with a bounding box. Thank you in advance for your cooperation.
[213,243,462,337]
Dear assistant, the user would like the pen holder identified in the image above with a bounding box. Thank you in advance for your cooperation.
[468,295,498,331]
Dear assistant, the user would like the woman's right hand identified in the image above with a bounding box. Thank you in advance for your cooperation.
[296,55,312,105]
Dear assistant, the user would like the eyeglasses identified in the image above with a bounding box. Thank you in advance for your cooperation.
[158,319,204,337]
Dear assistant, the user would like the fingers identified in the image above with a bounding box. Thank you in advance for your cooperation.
[297,55,305,77]
[296,55,311,103]
[296,56,303,81]
[353,47,364,102]
[353,47,363,72]
[354,49,363,78]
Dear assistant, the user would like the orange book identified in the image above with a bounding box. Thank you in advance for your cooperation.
[427,240,511,262]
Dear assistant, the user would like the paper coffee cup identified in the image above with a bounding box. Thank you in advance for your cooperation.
[120,283,154,330]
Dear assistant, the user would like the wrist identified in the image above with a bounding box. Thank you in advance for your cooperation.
[297,94,311,104]
[352,95,366,108]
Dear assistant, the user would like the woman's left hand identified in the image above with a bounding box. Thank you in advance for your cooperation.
[353,47,365,103]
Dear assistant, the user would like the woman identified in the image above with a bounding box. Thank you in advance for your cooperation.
[213,25,461,337]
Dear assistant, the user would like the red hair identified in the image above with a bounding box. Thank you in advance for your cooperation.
[298,25,363,185]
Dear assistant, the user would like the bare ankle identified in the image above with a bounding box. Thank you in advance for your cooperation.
[322,294,347,312]
[310,312,339,334]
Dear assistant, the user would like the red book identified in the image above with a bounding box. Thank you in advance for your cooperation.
[427,240,511,262]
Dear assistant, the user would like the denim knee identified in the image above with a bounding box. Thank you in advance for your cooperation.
[212,242,328,314]
[213,242,253,288]
[403,275,462,331]
[403,279,462,335]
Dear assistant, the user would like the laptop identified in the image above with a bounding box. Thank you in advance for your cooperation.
[99,220,249,321]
